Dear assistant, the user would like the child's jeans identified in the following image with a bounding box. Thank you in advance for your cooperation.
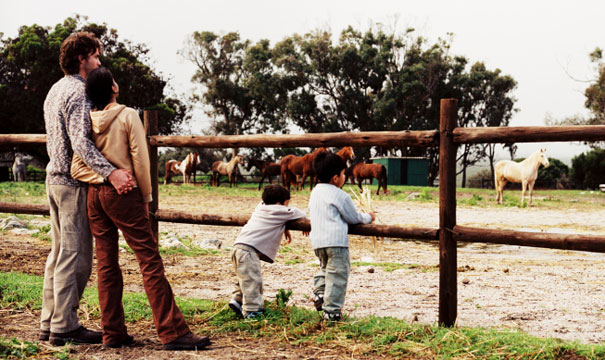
[313,247,350,313]
[231,244,264,314]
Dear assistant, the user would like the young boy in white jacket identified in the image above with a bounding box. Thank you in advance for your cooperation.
[308,152,375,321]
[230,184,307,319]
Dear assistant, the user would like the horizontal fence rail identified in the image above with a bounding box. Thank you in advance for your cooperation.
[0,134,46,145]
[453,225,605,253]
[3,202,605,253]
[0,202,438,241]
[5,126,605,148]
[149,131,439,148]
[453,125,605,144]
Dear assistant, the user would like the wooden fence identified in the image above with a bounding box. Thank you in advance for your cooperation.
[2,98,605,327]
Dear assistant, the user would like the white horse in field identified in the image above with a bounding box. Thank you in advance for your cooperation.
[12,154,28,182]
[494,148,550,206]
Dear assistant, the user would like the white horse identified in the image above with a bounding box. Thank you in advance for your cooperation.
[494,148,550,206]
[12,154,27,182]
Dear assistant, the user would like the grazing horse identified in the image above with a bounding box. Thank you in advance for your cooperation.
[12,154,27,182]
[280,147,329,191]
[212,154,244,187]
[246,158,281,191]
[164,152,199,185]
[494,148,550,206]
[350,163,388,195]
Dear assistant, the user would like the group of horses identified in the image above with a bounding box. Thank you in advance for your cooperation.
[163,146,388,194]
[163,147,550,205]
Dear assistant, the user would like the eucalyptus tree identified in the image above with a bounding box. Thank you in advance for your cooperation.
[455,62,517,187]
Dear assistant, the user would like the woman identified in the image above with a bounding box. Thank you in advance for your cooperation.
[71,67,210,350]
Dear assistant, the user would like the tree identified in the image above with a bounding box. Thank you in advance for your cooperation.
[547,47,605,148]
[181,31,251,139]
[183,26,517,186]
[454,62,517,187]
[571,149,605,189]
[536,157,569,189]
[0,15,188,143]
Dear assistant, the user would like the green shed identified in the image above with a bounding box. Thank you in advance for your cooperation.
[371,157,429,186]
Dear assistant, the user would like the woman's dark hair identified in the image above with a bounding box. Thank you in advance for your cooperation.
[262,184,291,205]
[59,32,102,75]
[313,152,346,183]
[86,67,114,110]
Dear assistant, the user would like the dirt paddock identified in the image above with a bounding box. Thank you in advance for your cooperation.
[1,192,605,358]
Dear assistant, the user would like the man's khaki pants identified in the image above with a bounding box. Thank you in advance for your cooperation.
[41,184,92,333]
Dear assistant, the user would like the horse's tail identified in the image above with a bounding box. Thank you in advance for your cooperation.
[164,161,174,184]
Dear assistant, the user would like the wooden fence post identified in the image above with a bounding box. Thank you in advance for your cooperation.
[144,110,159,240]
[439,98,458,327]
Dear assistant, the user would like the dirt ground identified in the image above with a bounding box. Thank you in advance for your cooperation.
[1,191,605,358]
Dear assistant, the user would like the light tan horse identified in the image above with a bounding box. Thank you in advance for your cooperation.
[494,148,549,206]
[212,154,244,187]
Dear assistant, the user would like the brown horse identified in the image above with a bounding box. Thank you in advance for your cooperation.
[336,146,355,165]
[212,154,244,187]
[350,162,388,195]
[164,152,199,185]
[280,147,328,191]
[246,158,281,190]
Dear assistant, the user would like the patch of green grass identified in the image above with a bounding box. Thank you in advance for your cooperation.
[3,182,605,213]
[0,272,44,310]
[0,337,70,359]
[30,224,51,242]
[351,261,438,273]
[1,271,604,359]
[118,234,222,257]
[159,247,221,257]
[460,193,484,206]
[0,182,46,204]
[283,259,304,265]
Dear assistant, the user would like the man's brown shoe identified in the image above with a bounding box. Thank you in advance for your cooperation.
[49,326,102,346]
[163,332,211,351]
[39,329,50,341]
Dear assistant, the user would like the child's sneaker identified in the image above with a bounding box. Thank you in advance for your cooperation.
[245,310,264,320]
[322,310,342,322]
[313,294,324,311]
[228,299,243,318]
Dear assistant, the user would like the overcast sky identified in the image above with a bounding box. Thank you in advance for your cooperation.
[1,0,602,162]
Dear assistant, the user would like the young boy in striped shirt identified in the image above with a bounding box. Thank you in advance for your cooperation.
[308,152,375,321]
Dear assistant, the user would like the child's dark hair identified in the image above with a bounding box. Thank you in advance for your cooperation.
[86,67,114,110]
[314,152,346,183]
[60,32,103,75]
[262,184,291,205]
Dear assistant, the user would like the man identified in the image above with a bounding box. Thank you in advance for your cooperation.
[41,32,134,346]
